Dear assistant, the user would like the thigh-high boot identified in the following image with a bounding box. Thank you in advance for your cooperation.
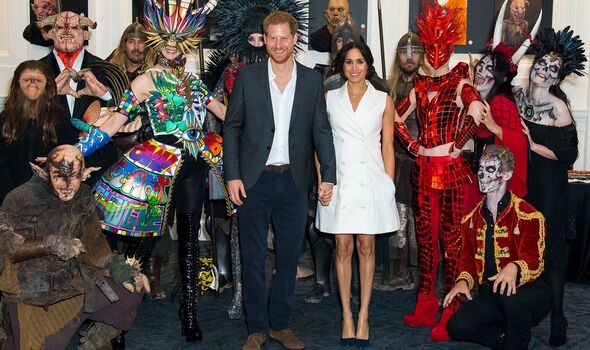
[176,212,202,342]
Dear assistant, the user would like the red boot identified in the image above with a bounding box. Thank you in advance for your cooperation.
[430,302,458,341]
[403,293,439,327]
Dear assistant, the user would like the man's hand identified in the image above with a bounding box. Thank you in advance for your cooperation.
[317,182,334,206]
[227,179,247,206]
[77,70,108,97]
[55,69,79,97]
[44,235,86,260]
[488,262,518,296]
[443,279,472,307]
[123,271,151,294]
[119,117,143,133]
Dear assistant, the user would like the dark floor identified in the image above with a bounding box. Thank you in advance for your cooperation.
[116,242,590,350]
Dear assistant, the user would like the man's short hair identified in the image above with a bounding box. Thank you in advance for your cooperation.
[263,11,298,36]
[482,144,515,172]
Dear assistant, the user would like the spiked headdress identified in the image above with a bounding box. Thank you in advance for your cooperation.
[532,26,587,78]
[416,1,462,69]
[214,0,307,63]
[143,0,217,56]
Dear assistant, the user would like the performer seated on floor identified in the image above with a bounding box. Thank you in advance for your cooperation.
[443,145,551,349]
[0,145,147,350]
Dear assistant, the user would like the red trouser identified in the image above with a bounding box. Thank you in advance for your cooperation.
[412,156,467,296]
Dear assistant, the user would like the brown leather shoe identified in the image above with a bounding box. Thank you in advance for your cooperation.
[269,329,305,350]
[242,333,268,350]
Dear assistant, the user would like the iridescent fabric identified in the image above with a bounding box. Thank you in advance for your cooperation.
[94,70,234,237]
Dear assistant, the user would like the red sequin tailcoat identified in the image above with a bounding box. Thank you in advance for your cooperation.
[458,192,546,289]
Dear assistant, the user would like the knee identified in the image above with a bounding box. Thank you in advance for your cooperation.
[446,312,469,341]
[335,241,354,260]
[356,240,374,259]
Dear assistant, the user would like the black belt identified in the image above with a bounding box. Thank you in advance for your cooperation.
[264,164,290,173]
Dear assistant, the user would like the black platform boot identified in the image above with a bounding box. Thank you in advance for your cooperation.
[177,212,203,342]
[305,222,332,303]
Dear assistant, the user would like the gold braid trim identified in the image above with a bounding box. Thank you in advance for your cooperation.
[511,193,546,287]
[456,271,475,290]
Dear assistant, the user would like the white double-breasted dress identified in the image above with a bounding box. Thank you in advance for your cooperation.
[316,81,400,234]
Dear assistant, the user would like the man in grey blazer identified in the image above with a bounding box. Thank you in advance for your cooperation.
[224,11,337,350]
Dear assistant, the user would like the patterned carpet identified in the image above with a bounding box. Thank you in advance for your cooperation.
[119,242,590,350]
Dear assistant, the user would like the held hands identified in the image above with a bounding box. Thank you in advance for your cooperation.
[227,179,247,206]
[317,182,334,206]
[479,102,501,134]
[43,235,86,261]
[443,279,472,307]
[488,262,518,296]
[77,70,109,98]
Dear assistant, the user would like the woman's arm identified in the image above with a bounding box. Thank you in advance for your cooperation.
[206,99,227,122]
[382,96,395,180]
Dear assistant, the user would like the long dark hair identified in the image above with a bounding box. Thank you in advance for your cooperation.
[475,51,516,103]
[2,60,61,144]
[333,41,376,81]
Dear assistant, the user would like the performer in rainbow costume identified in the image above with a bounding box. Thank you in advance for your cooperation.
[74,0,231,342]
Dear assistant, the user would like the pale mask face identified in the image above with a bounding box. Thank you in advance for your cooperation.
[531,54,562,88]
[51,11,87,53]
[19,69,47,101]
[509,0,527,24]
[31,0,57,21]
[478,156,505,194]
[324,0,350,29]
[474,55,495,93]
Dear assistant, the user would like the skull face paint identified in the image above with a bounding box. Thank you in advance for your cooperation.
[474,55,495,94]
[47,145,84,201]
[531,53,562,88]
[477,155,505,194]
[51,11,86,53]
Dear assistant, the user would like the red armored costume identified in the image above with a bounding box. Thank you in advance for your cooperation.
[394,2,484,341]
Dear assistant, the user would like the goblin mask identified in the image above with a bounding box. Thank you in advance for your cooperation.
[50,11,88,53]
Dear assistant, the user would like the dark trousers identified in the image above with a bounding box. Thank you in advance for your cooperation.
[239,170,307,334]
[447,279,551,350]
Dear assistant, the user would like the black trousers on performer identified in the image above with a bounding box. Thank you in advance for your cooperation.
[447,279,551,350]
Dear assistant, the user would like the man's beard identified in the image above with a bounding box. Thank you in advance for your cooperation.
[401,64,419,76]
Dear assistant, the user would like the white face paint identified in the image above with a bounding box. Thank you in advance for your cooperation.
[531,54,562,88]
[474,55,495,94]
[478,156,505,194]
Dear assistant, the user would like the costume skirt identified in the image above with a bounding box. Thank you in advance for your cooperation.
[93,139,182,237]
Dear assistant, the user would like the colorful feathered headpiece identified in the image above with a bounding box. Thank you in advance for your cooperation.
[416,1,462,69]
[532,26,587,78]
[214,0,307,63]
[143,0,217,55]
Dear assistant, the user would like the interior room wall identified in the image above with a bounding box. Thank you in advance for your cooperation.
[1,0,588,168]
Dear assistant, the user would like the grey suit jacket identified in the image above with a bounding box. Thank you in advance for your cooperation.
[223,59,336,191]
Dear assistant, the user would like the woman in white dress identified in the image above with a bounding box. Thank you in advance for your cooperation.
[316,41,400,346]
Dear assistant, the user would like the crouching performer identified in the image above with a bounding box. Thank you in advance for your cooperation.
[444,145,550,349]
[0,145,147,350]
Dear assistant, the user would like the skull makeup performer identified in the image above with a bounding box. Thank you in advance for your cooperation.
[465,0,542,212]
[72,0,230,342]
[0,145,146,350]
[393,2,486,341]
[444,145,551,349]
[515,26,586,346]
